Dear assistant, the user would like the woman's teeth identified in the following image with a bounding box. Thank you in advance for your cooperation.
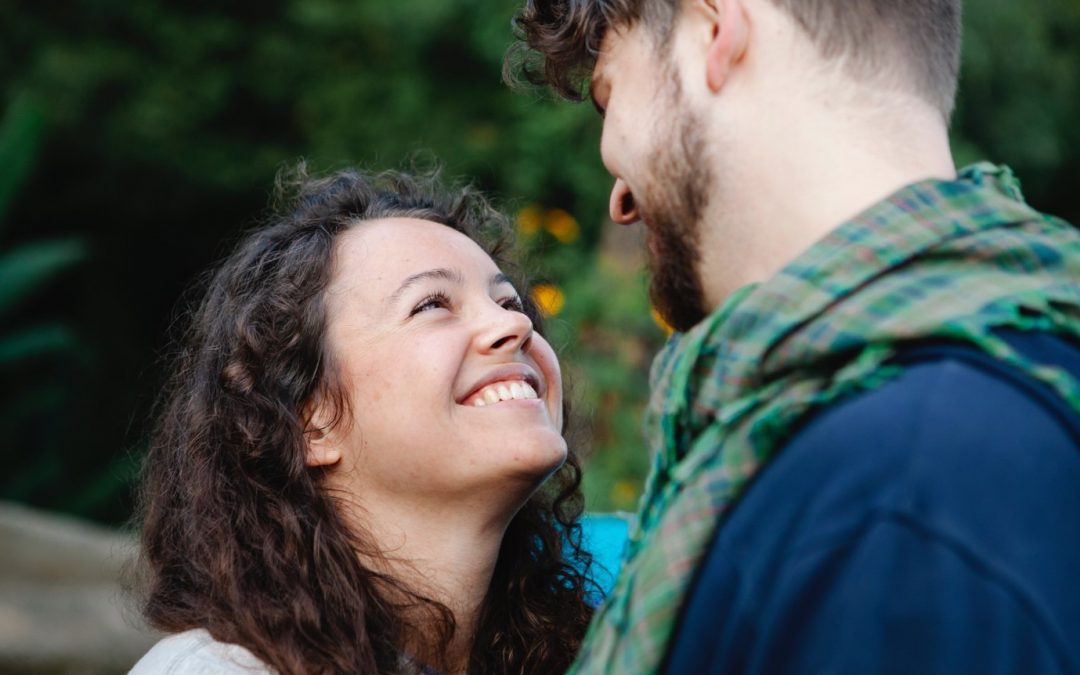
[470,380,539,407]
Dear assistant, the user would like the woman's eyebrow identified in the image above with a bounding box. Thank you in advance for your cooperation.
[490,272,513,288]
[387,268,463,305]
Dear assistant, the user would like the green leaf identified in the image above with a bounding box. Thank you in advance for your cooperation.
[1,450,62,502]
[0,324,78,366]
[65,450,143,515]
[0,239,86,313]
[0,97,46,225]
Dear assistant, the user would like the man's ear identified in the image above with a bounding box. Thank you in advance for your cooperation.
[701,0,750,93]
[304,402,343,468]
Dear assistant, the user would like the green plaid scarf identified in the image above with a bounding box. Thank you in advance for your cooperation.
[570,164,1080,674]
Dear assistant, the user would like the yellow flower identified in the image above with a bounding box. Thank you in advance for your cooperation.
[516,205,543,236]
[611,480,639,508]
[531,283,566,317]
[650,306,674,335]
[544,208,580,244]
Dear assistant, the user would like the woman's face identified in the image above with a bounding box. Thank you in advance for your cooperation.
[316,217,567,506]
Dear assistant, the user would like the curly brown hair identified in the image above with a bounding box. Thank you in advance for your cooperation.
[503,0,652,101]
[505,0,962,116]
[136,166,596,674]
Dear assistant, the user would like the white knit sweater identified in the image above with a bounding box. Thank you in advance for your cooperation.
[129,629,273,674]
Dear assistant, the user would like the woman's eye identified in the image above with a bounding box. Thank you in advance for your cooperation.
[500,296,525,313]
[410,292,451,316]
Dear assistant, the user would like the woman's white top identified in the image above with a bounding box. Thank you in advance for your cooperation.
[129,629,273,674]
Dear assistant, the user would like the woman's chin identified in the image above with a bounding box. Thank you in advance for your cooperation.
[494,437,570,491]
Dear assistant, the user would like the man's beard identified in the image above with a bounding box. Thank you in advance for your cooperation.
[638,77,712,333]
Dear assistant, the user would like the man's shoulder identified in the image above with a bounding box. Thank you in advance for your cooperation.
[722,331,1080,561]
[664,333,1080,674]
[129,629,272,675]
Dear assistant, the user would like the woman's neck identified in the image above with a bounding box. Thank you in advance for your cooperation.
[338,493,516,674]
[398,521,502,673]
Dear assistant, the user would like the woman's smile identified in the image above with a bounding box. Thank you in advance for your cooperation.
[458,363,543,407]
[464,380,541,407]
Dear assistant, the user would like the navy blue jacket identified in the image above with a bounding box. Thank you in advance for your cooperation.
[664,331,1080,674]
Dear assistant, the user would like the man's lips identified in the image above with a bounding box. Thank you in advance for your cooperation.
[457,364,542,405]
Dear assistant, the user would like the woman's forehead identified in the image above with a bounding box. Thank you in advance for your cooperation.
[331,217,503,295]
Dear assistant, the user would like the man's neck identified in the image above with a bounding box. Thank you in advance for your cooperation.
[698,88,956,310]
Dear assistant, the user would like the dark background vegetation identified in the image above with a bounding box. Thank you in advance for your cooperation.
[2,0,1079,525]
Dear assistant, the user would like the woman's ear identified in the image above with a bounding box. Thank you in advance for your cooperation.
[701,0,750,93]
[304,401,343,468]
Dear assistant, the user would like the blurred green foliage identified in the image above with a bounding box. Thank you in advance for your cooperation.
[1,0,1078,522]
[0,97,91,508]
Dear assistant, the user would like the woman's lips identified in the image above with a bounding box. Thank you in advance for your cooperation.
[462,379,540,407]
[457,365,542,406]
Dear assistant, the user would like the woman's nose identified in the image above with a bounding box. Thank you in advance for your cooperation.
[479,303,533,353]
[609,178,640,225]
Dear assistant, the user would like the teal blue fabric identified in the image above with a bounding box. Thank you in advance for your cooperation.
[579,513,629,599]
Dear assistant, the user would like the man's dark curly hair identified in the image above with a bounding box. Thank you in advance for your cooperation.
[504,0,659,101]
[136,166,596,674]
[506,0,962,117]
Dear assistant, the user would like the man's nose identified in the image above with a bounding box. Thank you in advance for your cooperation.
[609,178,640,225]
